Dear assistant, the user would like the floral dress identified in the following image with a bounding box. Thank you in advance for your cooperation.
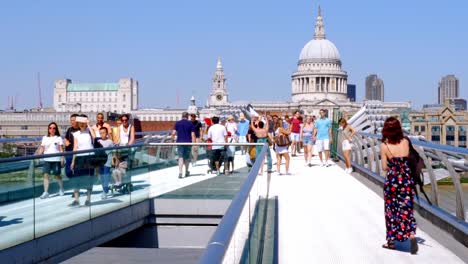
[384,157,417,242]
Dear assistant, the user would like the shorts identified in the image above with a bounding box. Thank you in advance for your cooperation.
[238,136,247,144]
[290,133,300,142]
[177,145,192,160]
[303,135,313,145]
[342,139,352,151]
[43,161,61,175]
[212,149,225,163]
[315,139,330,152]
[71,156,95,177]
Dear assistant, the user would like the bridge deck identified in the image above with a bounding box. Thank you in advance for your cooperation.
[270,154,466,263]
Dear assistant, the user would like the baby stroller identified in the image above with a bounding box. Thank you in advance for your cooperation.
[110,150,133,195]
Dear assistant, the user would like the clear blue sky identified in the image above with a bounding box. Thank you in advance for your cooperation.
[1,0,466,110]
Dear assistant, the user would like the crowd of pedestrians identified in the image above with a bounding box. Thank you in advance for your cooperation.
[36,112,135,206]
[35,109,360,205]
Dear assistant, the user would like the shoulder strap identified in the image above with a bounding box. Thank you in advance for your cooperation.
[384,142,394,159]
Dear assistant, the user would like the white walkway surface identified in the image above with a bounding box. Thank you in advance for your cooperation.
[269,154,466,264]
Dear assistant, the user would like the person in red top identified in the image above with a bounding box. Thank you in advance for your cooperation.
[289,111,302,156]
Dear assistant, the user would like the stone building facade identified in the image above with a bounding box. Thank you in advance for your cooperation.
[54,78,138,113]
[409,105,467,148]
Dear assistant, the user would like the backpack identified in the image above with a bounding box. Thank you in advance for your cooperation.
[275,134,291,147]
[405,136,432,205]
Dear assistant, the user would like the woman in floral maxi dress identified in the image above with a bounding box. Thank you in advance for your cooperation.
[380,117,418,254]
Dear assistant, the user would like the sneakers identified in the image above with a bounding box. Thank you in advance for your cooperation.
[178,173,183,179]
[40,192,49,199]
[185,171,190,177]
[69,200,79,207]
[320,163,325,167]
[308,163,312,167]
[59,189,64,196]
[101,192,108,200]
[84,200,91,206]
[345,168,353,173]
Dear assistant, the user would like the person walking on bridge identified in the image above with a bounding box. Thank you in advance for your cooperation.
[172,112,196,178]
[380,117,418,254]
[300,116,315,167]
[251,115,272,174]
[314,109,332,167]
[339,118,356,173]
[38,122,65,199]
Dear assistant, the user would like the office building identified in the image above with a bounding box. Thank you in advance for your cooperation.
[438,75,459,104]
[365,74,384,101]
[347,84,356,102]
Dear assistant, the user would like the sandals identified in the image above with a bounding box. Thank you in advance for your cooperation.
[382,242,395,250]
[410,237,419,255]
[382,238,418,254]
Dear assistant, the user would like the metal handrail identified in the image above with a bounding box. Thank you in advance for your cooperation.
[198,144,269,264]
[350,132,466,221]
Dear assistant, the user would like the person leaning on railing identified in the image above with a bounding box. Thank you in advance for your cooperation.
[36,122,65,199]
[380,117,418,254]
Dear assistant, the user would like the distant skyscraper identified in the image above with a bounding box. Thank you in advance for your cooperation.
[365,74,384,101]
[438,75,459,104]
[347,84,356,102]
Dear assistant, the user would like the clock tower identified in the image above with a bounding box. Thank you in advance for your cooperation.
[208,57,229,107]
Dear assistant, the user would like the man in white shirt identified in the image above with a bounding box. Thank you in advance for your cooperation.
[207,116,227,175]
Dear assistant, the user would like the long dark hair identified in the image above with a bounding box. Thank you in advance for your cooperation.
[382,117,403,144]
[47,122,60,137]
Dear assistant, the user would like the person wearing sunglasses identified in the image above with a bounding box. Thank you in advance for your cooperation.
[37,122,65,199]
[113,114,135,146]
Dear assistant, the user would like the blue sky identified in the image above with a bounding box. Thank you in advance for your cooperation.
[0,0,466,110]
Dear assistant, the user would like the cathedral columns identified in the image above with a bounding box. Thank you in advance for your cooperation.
[309,77,313,92]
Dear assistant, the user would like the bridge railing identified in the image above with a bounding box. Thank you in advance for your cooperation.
[199,143,271,264]
[0,140,264,252]
[335,131,468,245]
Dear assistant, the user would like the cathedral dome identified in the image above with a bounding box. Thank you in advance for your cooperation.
[299,39,340,61]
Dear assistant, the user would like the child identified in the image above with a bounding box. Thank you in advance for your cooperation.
[97,127,114,199]
[224,131,235,174]
[111,151,127,187]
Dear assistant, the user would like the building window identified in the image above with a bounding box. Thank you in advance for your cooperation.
[21,126,28,130]
[430,116,438,122]
[123,94,126,101]
[420,126,426,132]
[123,105,126,109]
[414,126,419,132]
[59,95,62,102]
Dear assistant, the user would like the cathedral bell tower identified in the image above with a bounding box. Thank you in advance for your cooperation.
[208,57,229,107]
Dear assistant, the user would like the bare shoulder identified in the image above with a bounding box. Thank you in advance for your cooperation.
[380,143,387,153]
